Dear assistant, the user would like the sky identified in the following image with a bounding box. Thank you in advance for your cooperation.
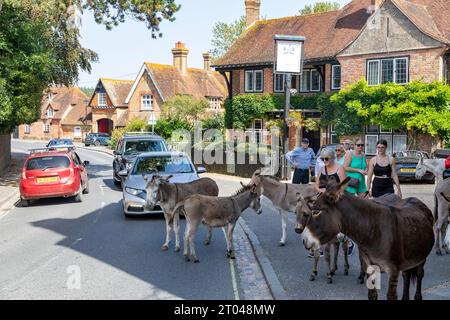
[77,0,352,88]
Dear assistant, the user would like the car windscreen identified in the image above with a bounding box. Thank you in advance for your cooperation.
[124,140,165,155]
[26,156,71,170]
[132,156,193,175]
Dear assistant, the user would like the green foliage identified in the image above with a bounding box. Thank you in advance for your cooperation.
[0,0,179,134]
[110,118,149,149]
[163,95,209,125]
[210,16,246,60]
[154,117,191,139]
[225,94,278,129]
[299,2,341,15]
[79,86,95,97]
[201,113,225,131]
[331,80,450,140]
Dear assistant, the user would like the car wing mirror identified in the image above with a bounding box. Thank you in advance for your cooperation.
[83,160,90,167]
[197,166,206,174]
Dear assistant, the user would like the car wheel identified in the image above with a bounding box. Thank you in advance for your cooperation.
[74,185,83,202]
[123,211,133,219]
[21,199,30,207]
[83,181,90,194]
[84,144,89,147]
[94,140,101,147]
[113,176,122,186]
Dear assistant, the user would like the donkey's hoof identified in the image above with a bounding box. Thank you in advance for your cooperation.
[204,240,211,246]
[184,255,190,262]
[344,270,349,276]
[309,275,316,281]
[436,249,443,256]
[174,246,180,252]
[414,293,422,300]
[358,276,365,284]
[327,278,333,284]
[161,245,169,251]
[193,258,200,263]
[279,242,285,247]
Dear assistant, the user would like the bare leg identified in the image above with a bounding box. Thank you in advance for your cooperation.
[387,270,399,300]
[310,249,320,281]
[204,226,212,245]
[173,211,180,252]
[280,210,288,246]
[162,212,172,251]
[401,269,412,300]
[414,263,425,300]
[226,223,236,259]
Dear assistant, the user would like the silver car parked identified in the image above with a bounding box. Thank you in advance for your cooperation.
[119,151,206,218]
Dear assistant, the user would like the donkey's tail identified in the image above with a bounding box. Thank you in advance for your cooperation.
[170,201,185,223]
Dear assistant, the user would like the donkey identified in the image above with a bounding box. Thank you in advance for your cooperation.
[172,184,262,263]
[295,193,349,283]
[248,170,317,246]
[144,175,219,252]
[296,177,434,300]
[417,158,450,255]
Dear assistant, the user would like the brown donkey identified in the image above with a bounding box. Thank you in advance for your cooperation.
[173,184,262,263]
[144,175,219,251]
[296,177,434,300]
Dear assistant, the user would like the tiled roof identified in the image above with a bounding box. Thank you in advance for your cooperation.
[213,0,374,67]
[144,63,227,101]
[41,87,90,125]
[100,78,134,106]
[116,110,129,127]
[213,0,450,68]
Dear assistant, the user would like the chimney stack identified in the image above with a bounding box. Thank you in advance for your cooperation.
[172,41,189,74]
[245,0,260,29]
[203,52,212,72]
[367,0,383,14]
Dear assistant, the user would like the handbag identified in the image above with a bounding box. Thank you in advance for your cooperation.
[348,151,365,189]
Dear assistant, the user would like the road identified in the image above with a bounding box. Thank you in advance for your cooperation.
[0,140,238,300]
[2,139,450,300]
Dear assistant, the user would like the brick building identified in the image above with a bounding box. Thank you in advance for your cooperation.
[18,86,91,141]
[214,0,450,154]
[88,42,227,134]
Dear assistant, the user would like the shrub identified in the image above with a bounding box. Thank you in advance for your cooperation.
[154,117,191,139]
[109,118,149,149]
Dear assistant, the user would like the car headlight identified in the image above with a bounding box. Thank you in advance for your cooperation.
[125,187,146,199]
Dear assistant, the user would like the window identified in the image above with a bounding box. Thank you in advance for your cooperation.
[365,135,378,155]
[47,107,54,118]
[141,94,153,110]
[98,92,107,106]
[44,123,50,133]
[367,57,409,85]
[331,65,341,90]
[364,125,407,155]
[48,92,53,102]
[245,70,263,93]
[74,127,82,138]
[274,74,285,92]
[24,124,30,134]
[393,135,407,154]
[208,97,221,111]
[300,69,321,92]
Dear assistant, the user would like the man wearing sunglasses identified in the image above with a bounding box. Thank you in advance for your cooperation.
[286,138,315,184]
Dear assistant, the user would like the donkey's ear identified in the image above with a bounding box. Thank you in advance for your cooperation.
[296,192,304,202]
[253,169,261,176]
[240,181,246,187]
[251,183,257,193]
[327,176,350,203]
[142,174,148,181]
[441,192,450,203]
[163,175,173,181]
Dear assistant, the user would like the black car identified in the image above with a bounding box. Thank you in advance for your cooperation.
[432,149,450,179]
[112,133,168,186]
[84,133,111,147]
[394,150,435,183]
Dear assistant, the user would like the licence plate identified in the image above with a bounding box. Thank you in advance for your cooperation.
[400,168,416,173]
[37,177,59,184]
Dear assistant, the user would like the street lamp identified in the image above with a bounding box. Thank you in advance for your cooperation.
[274,35,305,180]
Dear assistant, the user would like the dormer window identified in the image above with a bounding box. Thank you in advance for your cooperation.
[98,92,107,106]
[47,107,54,118]
[48,92,53,102]
[141,94,153,111]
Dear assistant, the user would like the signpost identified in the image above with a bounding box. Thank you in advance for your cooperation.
[274,35,305,180]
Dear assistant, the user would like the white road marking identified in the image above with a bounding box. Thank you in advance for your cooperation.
[222,227,240,300]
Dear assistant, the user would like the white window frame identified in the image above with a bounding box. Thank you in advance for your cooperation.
[245,70,264,93]
[48,92,53,102]
[44,123,50,133]
[365,134,379,155]
[367,57,409,86]
[98,92,107,106]
[380,125,392,133]
[331,65,341,90]
[274,74,285,92]
[310,69,321,92]
[300,69,321,92]
[208,97,221,111]
[24,124,30,134]
[47,106,54,118]
[74,126,82,138]
[141,94,153,111]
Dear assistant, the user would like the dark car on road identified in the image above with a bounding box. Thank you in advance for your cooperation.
[84,133,111,147]
[112,133,168,187]
[432,149,450,179]
[394,150,435,183]
[47,138,74,148]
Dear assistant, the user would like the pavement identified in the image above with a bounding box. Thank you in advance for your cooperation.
[1,138,450,300]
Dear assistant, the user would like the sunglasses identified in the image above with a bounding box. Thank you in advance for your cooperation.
[377,146,386,149]
[356,144,365,147]
[320,157,330,161]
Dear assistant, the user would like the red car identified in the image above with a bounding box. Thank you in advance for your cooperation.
[446,156,450,169]
[19,147,89,206]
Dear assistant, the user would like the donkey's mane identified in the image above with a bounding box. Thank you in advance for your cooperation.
[232,184,254,196]
[260,175,280,182]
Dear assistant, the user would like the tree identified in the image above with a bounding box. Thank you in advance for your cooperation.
[210,16,246,60]
[163,95,209,125]
[0,0,180,134]
[299,2,340,15]
[330,80,450,147]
